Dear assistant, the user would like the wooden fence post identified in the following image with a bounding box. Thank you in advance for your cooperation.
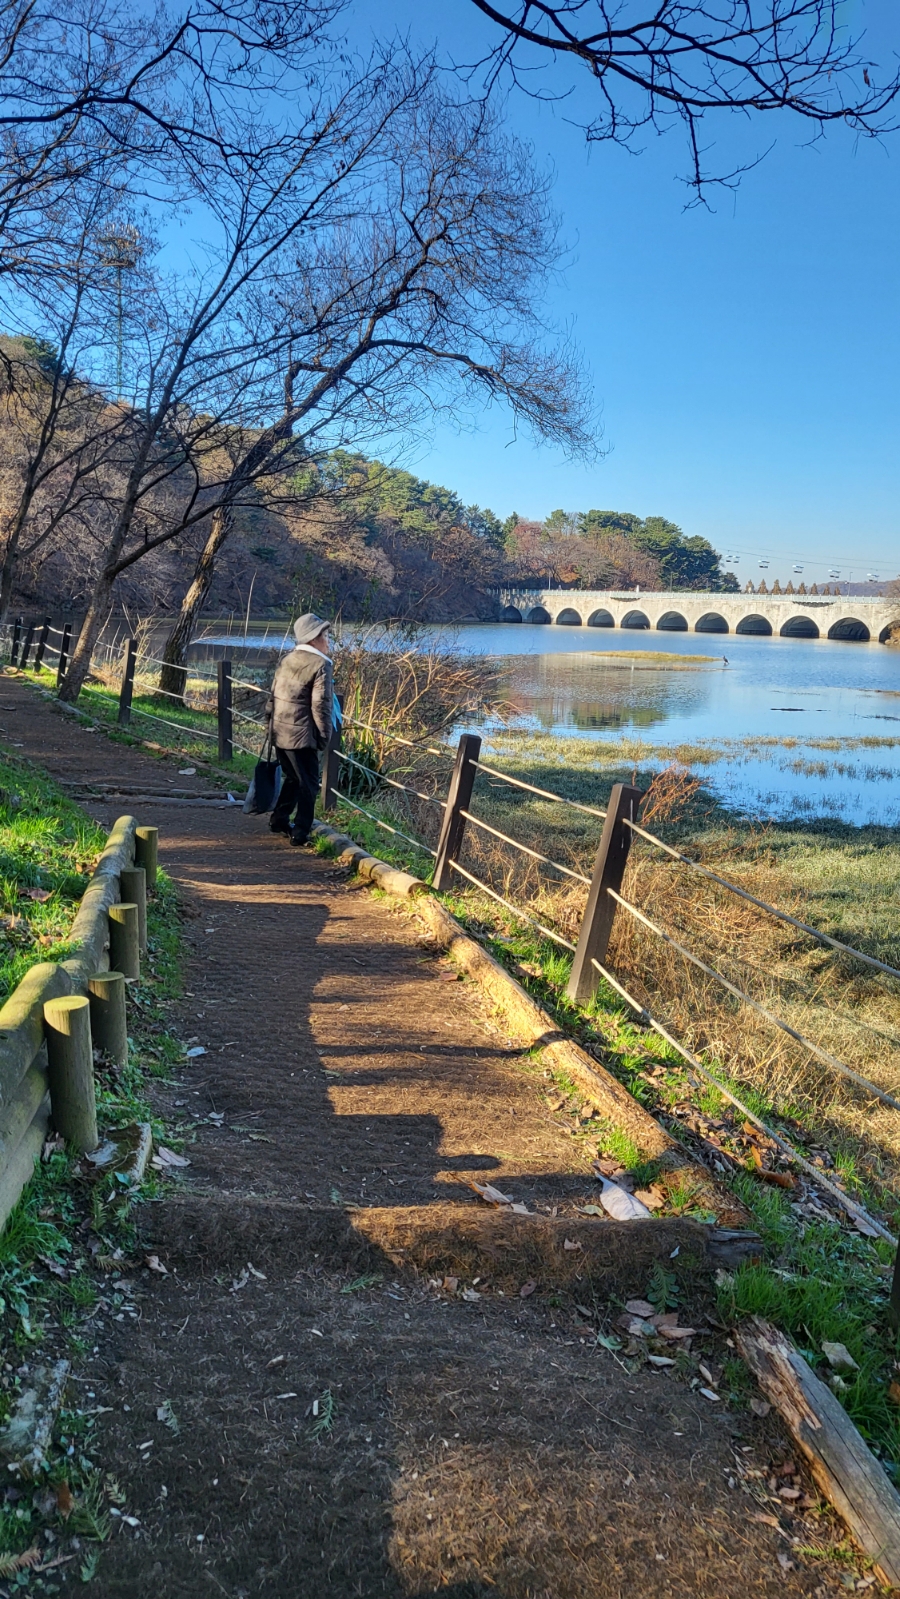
[320,694,344,813]
[87,971,128,1068]
[120,866,147,954]
[19,622,34,669]
[56,622,72,687]
[43,995,98,1152]
[10,616,22,665]
[135,825,158,891]
[32,615,51,671]
[566,782,644,1005]
[117,637,136,725]
[890,1251,900,1332]
[432,732,482,893]
[109,902,140,980]
[217,659,232,761]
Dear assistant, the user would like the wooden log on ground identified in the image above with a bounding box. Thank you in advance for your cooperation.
[0,963,70,1106]
[416,894,749,1225]
[109,903,140,980]
[310,821,426,897]
[43,995,97,1153]
[87,972,128,1067]
[736,1315,900,1588]
[64,813,136,986]
[135,825,158,891]
[120,866,147,953]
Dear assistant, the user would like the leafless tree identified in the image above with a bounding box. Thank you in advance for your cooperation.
[0,0,339,283]
[467,0,900,196]
[155,80,593,693]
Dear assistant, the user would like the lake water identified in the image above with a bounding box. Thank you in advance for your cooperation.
[195,619,900,826]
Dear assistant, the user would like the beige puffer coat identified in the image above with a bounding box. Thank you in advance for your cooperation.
[266,646,333,750]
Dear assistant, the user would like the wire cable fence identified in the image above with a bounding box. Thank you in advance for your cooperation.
[322,722,900,1246]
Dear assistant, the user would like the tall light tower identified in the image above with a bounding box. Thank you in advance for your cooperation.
[98,225,141,400]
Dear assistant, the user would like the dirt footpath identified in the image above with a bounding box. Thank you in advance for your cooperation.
[4,677,847,1597]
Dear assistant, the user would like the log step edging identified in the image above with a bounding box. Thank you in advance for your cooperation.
[0,814,137,1227]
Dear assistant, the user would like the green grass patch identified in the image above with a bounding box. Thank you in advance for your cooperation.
[0,752,106,1003]
[0,744,187,1580]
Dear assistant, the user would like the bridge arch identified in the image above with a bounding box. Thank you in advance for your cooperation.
[656,611,688,631]
[827,616,870,642]
[500,605,522,622]
[780,615,819,639]
[555,607,582,626]
[526,605,551,624]
[587,607,615,627]
[621,609,650,630]
[736,614,772,636]
[695,612,729,634]
[879,620,900,645]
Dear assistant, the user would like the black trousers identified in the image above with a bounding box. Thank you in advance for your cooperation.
[271,746,320,841]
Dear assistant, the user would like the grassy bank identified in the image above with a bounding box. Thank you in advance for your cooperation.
[0,754,107,1003]
[0,756,186,1584]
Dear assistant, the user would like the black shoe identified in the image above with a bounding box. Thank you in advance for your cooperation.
[289,832,309,847]
[269,820,292,837]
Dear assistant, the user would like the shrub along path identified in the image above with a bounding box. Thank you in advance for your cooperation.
[1,675,851,1597]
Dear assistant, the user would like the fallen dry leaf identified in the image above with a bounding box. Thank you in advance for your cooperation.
[21,887,51,902]
[563,1238,582,1252]
[625,1299,655,1318]
[888,1381,900,1407]
[750,1397,771,1418]
[646,1354,675,1368]
[55,1482,73,1520]
[657,1325,697,1340]
[519,1280,537,1298]
[699,1386,720,1402]
[0,1549,42,1579]
[153,1145,190,1168]
[144,1253,168,1275]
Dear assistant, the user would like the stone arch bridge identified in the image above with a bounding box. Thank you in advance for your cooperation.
[495,588,900,644]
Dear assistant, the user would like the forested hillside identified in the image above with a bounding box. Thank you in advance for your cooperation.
[1,356,737,623]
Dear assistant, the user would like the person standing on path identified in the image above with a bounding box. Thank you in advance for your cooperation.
[265,613,334,845]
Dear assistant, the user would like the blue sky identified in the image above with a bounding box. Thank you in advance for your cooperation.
[351,0,900,585]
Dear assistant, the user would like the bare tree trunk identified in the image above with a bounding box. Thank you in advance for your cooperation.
[58,571,114,701]
[159,503,233,699]
[0,536,19,624]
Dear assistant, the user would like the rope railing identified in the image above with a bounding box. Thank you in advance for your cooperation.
[124,704,219,743]
[333,792,437,857]
[447,858,577,953]
[336,750,443,807]
[607,888,900,1114]
[458,808,592,887]
[227,675,268,695]
[589,954,896,1246]
[471,758,608,821]
[623,816,900,984]
[343,711,452,760]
